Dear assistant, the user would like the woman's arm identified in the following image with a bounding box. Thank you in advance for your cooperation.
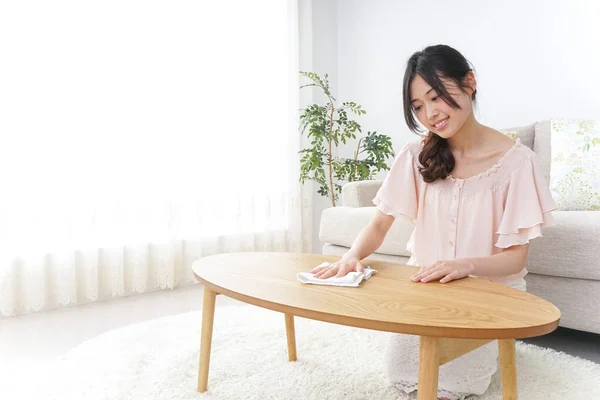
[311,209,395,279]
[345,209,396,260]
[410,244,529,283]
[464,243,529,277]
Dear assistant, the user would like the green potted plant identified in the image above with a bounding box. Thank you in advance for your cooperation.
[298,71,395,207]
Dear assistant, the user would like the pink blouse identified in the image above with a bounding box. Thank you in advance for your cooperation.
[373,138,557,285]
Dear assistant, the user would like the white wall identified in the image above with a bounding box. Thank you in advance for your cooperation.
[336,0,600,153]
[308,0,600,253]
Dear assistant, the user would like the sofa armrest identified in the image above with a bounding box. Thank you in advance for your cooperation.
[341,180,383,208]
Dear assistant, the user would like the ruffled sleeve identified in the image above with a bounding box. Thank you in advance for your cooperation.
[495,152,557,248]
[372,142,420,225]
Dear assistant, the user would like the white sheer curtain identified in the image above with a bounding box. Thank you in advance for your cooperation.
[0,0,311,316]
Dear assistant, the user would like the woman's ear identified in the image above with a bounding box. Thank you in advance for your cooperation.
[464,71,477,95]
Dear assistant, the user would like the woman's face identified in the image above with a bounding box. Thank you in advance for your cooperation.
[409,73,475,139]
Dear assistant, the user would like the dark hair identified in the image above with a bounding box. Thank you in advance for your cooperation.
[402,45,477,183]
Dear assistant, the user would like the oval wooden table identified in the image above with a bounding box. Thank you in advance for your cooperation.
[192,252,561,400]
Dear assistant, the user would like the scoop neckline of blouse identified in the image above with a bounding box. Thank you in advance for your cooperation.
[448,138,522,182]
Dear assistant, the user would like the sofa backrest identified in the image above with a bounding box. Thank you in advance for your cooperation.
[533,120,552,185]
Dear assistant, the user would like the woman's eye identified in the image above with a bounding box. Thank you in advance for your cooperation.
[413,106,422,111]
[432,96,439,101]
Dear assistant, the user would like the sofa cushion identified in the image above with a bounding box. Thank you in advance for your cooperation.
[527,211,600,281]
[501,122,536,151]
[341,180,383,208]
[319,206,413,257]
[548,119,600,211]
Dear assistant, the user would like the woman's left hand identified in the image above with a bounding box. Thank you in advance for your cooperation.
[410,259,475,284]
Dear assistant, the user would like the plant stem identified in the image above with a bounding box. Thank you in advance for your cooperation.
[328,104,336,207]
[352,137,363,181]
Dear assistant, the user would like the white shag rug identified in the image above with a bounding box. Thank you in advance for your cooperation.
[4,305,600,400]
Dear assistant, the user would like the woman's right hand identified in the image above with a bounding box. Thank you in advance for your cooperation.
[309,254,365,279]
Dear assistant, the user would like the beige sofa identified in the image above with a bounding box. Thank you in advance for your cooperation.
[319,121,600,335]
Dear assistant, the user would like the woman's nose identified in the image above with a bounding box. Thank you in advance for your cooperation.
[426,104,438,122]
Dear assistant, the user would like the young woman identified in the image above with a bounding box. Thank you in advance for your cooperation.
[310,44,556,399]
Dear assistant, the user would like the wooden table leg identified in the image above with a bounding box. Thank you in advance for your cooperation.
[498,339,518,400]
[197,287,217,393]
[418,336,440,400]
[284,313,297,361]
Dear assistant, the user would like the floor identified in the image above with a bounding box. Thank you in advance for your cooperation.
[521,325,600,363]
[1,284,599,367]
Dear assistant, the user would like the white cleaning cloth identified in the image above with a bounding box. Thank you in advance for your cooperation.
[296,262,376,287]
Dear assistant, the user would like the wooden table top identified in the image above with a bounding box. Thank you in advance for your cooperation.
[192,252,561,339]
